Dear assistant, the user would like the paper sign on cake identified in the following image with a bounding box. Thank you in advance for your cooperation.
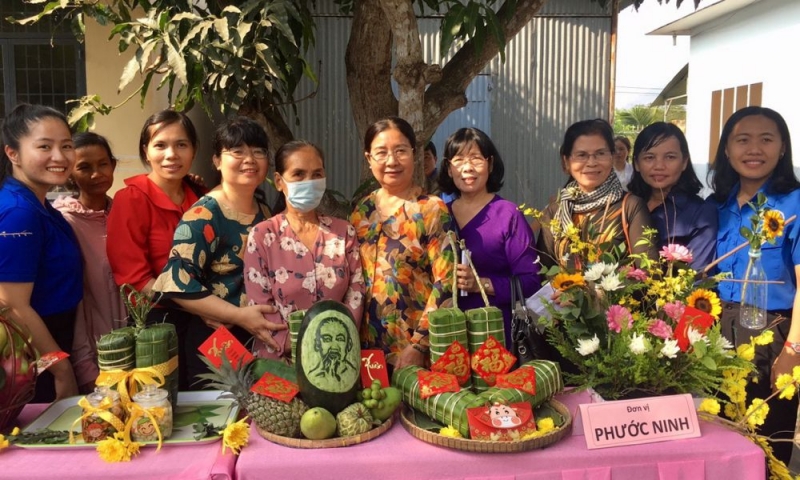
[579,393,701,449]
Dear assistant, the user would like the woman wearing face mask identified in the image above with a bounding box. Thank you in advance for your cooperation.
[243,140,364,359]
[153,117,281,387]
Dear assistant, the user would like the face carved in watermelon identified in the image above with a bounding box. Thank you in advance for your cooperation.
[296,301,361,415]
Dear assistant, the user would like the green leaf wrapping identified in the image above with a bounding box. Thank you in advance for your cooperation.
[135,323,179,408]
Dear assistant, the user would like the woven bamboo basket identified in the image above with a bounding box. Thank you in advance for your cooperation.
[255,415,394,449]
[399,399,571,453]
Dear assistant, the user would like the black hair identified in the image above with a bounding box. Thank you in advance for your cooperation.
[709,106,798,202]
[1,103,71,186]
[425,141,437,158]
[363,116,416,153]
[614,135,631,153]
[628,122,702,199]
[272,139,325,213]
[437,127,505,196]
[73,131,117,166]
[560,119,615,158]
[138,109,198,166]
[212,116,269,156]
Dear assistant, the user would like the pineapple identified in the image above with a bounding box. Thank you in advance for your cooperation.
[198,356,308,438]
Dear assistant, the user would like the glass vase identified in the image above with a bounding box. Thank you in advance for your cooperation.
[739,248,768,330]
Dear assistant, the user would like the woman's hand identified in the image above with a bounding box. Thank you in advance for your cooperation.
[772,349,800,390]
[394,344,427,370]
[236,304,286,351]
[52,361,79,400]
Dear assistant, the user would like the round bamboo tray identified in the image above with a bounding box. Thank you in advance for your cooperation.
[255,415,394,449]
[400,399,572,453]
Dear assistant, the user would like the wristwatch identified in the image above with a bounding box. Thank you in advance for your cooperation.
[784,341,800,354]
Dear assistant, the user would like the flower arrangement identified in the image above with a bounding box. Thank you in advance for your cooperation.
[527,208,753,400]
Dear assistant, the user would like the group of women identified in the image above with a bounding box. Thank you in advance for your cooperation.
[1,102,799,462]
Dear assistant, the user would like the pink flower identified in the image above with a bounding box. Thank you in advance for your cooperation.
[659,244,693,263]
[625,267,648,282]
[606,305,634,333]
[647,319,674,339]
[662,301,686,322]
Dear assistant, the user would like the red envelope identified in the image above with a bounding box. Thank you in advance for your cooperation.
[250,372,300,403]
[674,306,715,352]
[361,349,390,388]
[36,351,69,374]
[467,402,537,441]
[470,336,516,386]
[430,341,471,386]
[198,326,254,368]
[495,366,537,396]
[417,370,460,399]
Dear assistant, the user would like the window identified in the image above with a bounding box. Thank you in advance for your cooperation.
[0,0,85,120]
[708,82,762,163]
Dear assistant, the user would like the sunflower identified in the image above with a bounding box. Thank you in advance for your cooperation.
[552,273,585,291]
[763,210,785,241]
[686,289,722,319]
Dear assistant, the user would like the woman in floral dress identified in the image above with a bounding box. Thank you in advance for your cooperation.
[153,117,280,388]
[352,116,455,370]
[243,140,364,359]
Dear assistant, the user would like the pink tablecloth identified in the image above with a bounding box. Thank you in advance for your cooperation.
[235,391,766,480]
[4,404,236,480]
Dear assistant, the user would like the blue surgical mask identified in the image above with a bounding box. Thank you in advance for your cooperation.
[282,177,326,213]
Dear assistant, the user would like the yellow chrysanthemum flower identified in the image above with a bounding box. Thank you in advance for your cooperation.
[775,374,797,400]
[753,330,774,346]
[552,273,585,291]
[10,427,19,436]
[763,210,785,241]
[745,399,769,428]
[221,417,250,455]
[536,417,556,433]
[96,433,134,463]
[0,434,8,450]
[736,343,755,362]
[698,398,721,416]
[723,402,741,420]
[439,425,463,438]
[792,366,800,384]
[686,289,722,319]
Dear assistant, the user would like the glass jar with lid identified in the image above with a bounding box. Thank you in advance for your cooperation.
[81,387,124,443]
[130,385,173,442]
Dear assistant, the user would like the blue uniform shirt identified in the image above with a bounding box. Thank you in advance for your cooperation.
[0,177,83,316]
[650,191,718,271]
[710,184,800,310]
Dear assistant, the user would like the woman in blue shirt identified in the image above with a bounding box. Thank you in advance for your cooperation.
[0,104,83,402]
[709,106,800,463]
[628,122,717,271]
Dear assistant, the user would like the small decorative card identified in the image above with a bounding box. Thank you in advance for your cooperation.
[674,306,715,351]
[471,336,516,386]
[417,370,460,399]
[495,366,537,396]
[361,349,390,388]
[250,372,300,403]
[467,402,537,441]
[198,326,254,368]
[430,341,471,386]
[36,351,69,374]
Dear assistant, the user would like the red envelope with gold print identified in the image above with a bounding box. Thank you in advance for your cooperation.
[198,326,254,368]
[466,402,537,441]
[430,341,471,386]
[417,370,460,399]
[675,306,715,352]
[470,336,516,386]
[250,372,300,403]
[495,366,537,395]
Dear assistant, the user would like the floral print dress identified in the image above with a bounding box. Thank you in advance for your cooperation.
[351,188,455,364]
[243,213,365,358]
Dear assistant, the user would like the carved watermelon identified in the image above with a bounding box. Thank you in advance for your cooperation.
[296,300,361,415]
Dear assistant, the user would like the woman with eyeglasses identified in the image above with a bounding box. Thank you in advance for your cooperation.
[627,122,717,271]
[537,119,657,271]
[243,140,364,360]
[153,116,281,388]
[437,127,540,345]
[351,116,455,370]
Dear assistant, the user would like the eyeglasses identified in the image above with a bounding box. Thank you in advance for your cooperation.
[222,147,268,161]
[368,147,414,164]
[449,155,489,168]
[570,150,612,163]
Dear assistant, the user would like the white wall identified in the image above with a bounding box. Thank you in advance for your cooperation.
[685,0,800,188]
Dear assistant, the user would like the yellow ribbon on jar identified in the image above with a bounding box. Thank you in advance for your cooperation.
[69,396,126,444]
[125,403,166,451]
[95,363,170,406]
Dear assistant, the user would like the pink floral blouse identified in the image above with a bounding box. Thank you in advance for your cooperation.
[243,213,364,358]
